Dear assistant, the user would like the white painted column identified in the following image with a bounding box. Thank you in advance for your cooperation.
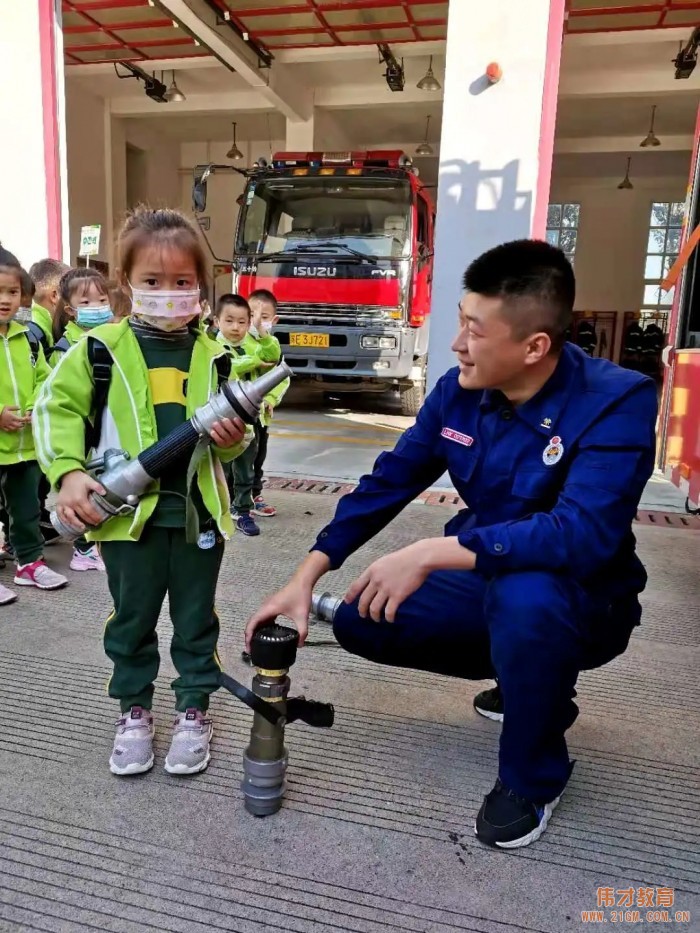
[428,0,565,388]
[0,0,68,267]
[285,116,315,152]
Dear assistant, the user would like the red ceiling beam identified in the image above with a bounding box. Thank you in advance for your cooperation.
[65,0,147,9]
[64,18,173,34]
[66,35,194,52]
[68,51,209,64]
[233,0,446,15]
[401,1,421,42]
[63,0,145,57]
[249,17,445,37]
[567,2,700,17]
[308,0,343,45]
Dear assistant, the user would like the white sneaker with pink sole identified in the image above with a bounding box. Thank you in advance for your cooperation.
[14,560,67,590]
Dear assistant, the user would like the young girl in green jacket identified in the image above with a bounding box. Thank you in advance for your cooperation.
[51,267,114,573]
[34,208,249,777]
[0,262,67,605]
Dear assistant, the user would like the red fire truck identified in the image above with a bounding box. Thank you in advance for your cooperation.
[658,106,700,509]
[194,150,435,415]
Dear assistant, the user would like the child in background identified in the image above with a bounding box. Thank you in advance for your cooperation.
[0,274,36,560]
[0,261,67,604]
[17,269,35,324]
[29,258,69,353]
[50,267,114,572]
[213,293,282,536]
[248,288,289,518]
[30,258,69,545]
[108,280,132,321]
[34,207,249,777]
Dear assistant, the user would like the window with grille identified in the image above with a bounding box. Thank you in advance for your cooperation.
[642,201,684,311]
[546,203,580,265]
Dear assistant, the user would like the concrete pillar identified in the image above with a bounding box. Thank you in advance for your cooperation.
[428,0,566,388]
[0,0,68,267]
[285,116,315,152]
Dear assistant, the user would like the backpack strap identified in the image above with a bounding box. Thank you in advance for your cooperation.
[52,336,71,355]
[86,337,114,451]
[27,321,52,361]
[25,328,40,365]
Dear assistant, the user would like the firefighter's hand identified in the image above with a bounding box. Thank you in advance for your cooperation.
[345,546,431,623]
[56,470,107,531]
[245,580,313,651]
[210,416,246,448]
[0,406,25,432]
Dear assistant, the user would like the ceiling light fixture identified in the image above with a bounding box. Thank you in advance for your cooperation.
[640,104,661,148]
[617,156,634,190]
[415,115,434,157]
[417,56,441,92]
[226,122,244,161]
[164,70,186,103]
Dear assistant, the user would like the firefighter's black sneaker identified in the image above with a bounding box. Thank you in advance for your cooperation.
[475,779,560,849]
[473,684,503,722]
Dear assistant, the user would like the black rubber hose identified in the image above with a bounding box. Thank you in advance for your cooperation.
[137,419,200,478]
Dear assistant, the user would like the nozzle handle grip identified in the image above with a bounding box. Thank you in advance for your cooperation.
[137,420,200,478]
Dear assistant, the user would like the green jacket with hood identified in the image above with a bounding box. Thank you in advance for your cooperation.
[217,329,290,428]
[32,317,251,541]
[0,320,51,465]
[49,320,86,367]
[30,302,53,346]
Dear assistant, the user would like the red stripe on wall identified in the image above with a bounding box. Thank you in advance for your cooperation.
[532,0,566,239]
[38,0,62,258]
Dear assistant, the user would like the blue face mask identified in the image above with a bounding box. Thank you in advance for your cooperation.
[76,307,112,329]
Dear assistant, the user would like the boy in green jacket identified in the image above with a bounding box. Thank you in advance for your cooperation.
[248,288,289,518]
[213,293,285,536]
[0,262,68,605]
[33,208,250,778]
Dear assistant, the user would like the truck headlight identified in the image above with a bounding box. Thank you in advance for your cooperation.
[361,335,397,349]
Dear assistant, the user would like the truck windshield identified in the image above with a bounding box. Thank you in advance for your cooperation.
[236,177,412,259]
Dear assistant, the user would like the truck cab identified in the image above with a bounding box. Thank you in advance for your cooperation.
[229,150,434,415]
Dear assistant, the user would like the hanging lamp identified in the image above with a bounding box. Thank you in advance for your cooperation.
[415,115,434,156]
[226,122,244,161]
[164,71,186,102]
[417,56,441,91]
[617,156,634,189]
[640,105,661,148]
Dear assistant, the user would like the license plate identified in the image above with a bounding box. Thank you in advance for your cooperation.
[289,332,329,348]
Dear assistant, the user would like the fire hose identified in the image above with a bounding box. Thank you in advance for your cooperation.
[50,362,292,539]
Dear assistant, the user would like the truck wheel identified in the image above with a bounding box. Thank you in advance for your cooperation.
[399,372,425,417]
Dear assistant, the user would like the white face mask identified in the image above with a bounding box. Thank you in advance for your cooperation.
[129,285,200,331]
[260,320,274,334]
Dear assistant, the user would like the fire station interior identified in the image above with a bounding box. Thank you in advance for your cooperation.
[62,1,700,395]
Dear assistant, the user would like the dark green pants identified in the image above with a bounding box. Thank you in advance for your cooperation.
[0,460,43,564]
[101,524,225,713]
[227,433,259,514]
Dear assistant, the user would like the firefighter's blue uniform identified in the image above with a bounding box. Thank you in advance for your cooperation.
[311,343,658,805]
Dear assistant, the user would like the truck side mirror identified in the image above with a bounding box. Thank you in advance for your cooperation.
[193,165,210,213]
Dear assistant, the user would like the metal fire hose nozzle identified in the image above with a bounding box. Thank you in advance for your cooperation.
[191,361,293,436]
[217,622,334,817]
[241,623,299,818]
[311,592,343,623]
[49,361,292,541]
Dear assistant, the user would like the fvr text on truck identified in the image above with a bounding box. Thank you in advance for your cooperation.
[193,150,435,416]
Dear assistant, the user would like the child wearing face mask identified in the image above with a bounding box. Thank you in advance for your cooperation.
[34,207,250,777]
[247,289,289,518]
[213,293,282,536]
[0,262,67,605]
[49,267,115,572]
